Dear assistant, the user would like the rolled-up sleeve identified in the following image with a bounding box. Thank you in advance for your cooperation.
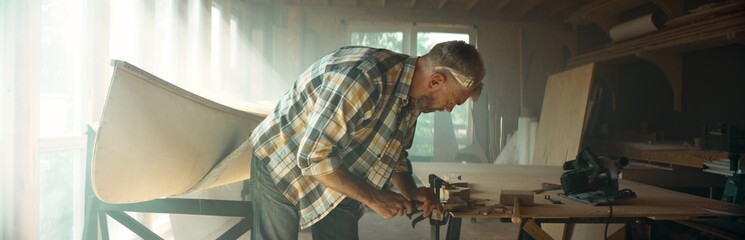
[394,119,417,174]
[297,70,369,176]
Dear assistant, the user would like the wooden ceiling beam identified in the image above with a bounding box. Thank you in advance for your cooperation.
[494,0,512,13]
[437,0,447,9]
[545,1,585,18]
[301,3,561,23]
[465,0,480,11]
[516,0,544,16]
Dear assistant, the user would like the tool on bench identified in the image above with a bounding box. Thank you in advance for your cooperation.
[407,174,449,228]
[532,182,562,194]
[499,190,534,223]
[558,147,636,206]
[406,200,442,228]
[406,201,424,227]
[544,195,562,204]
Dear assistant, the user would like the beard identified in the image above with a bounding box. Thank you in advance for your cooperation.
[410,94,435,114]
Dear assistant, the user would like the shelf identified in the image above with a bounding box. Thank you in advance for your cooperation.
[566,0,684,31]
[568,10,745,66]
[566,5,745,111]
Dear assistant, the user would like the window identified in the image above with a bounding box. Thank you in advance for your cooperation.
[38,0,88,238]
[346,23,477,162]
[0,1,12,235]
[351,31,404,53]
[3,0,264,238]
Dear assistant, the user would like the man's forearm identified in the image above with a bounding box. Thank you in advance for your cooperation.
[311,167,377,205]
[391,171,443,217]
[391,172,418,199]
[312,167,414,219]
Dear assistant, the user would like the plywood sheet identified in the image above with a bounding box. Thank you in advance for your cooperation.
[92,60,268,204]
[532,63,595,166]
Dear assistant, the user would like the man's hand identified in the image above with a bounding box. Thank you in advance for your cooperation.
[311,167,414,220]
[390,171,444,218]
[366,189,412,220]
[407,187,443,218]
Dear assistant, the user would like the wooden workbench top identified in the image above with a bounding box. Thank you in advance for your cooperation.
[412,162,744,220]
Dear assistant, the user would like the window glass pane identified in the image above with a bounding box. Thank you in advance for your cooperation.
[1,47,7,157]
[415,32,469,55]
[39,0,83,138]
[410,32,471,160]
[38,0,85,238]
[0,1,9,153]
[350,32,403,52]
[408,114,433,160]
[38,149,80,239]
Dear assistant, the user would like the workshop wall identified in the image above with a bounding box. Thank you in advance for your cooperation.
[240,2,566,161]
[572,1,745,143]
[593,44,745,142]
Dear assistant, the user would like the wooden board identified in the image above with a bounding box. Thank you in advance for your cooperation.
[412,162,745,220]
[665,1,745,28]
[532,63,595,166]
[585,140,730,168]
[92,60,268,204]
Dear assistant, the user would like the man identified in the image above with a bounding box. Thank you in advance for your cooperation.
[249,40,485,239]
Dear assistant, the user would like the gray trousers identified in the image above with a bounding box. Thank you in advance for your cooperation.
[250,155,366,240]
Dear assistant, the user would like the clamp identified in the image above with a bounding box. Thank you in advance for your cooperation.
[405,174,455,239]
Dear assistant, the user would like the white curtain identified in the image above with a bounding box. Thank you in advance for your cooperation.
[1,0,280,239]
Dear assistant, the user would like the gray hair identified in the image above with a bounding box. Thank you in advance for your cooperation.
[422,40,486,101]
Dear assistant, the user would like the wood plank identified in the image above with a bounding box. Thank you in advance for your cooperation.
[665,1,745,28]
[622,166,726,188]
[584,140,729,168]
[532,63,595,166]
[566,0,649,24]
[523,220,554,240]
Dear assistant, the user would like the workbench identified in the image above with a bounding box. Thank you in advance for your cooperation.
[584,139,731,196]
[412,162,745,240]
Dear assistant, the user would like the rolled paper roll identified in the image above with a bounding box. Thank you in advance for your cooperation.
[609,13,666,42]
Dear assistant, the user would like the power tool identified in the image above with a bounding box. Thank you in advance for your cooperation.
[558,148,637,206]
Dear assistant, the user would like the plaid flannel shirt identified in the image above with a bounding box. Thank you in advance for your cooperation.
[249,46,420,229]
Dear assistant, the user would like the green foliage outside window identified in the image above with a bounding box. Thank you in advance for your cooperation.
[350,32,403,52]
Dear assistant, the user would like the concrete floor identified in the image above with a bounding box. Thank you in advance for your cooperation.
[296,209,520,240]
